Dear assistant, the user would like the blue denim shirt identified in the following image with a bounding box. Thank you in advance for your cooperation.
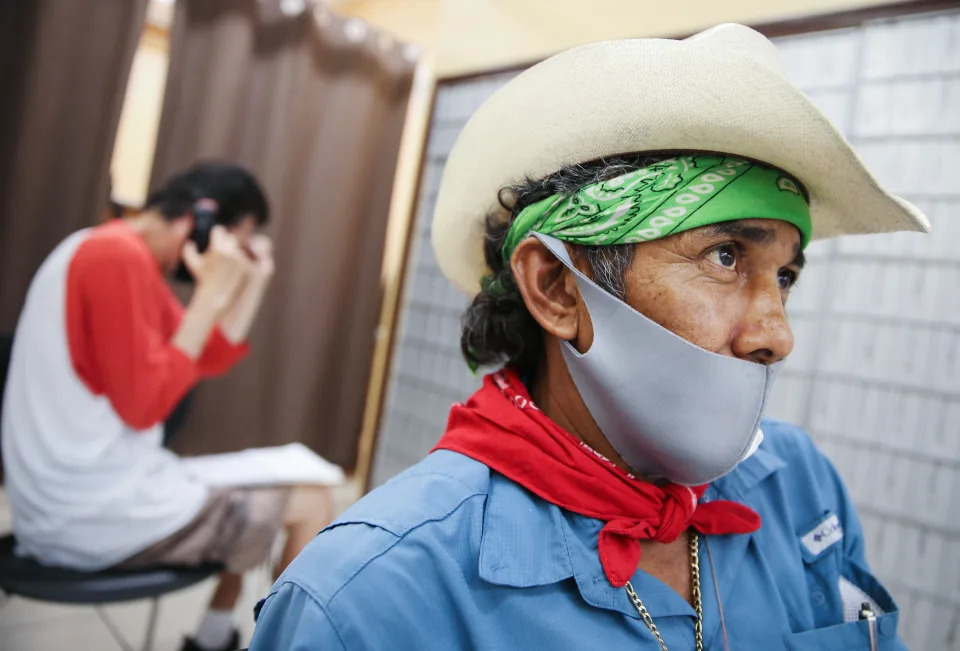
[251,420,905,650]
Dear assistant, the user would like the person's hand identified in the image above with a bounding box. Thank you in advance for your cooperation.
[182,226,252,316]
[246,234,275,282]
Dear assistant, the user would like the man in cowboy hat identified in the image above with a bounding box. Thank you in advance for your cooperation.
[250,24,924,650]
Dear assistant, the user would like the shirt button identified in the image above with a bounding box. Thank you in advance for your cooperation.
[879,616,895,637]
[810,591,825,605]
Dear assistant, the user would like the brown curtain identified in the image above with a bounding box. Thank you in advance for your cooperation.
[152,0,414,470]
[0,0,148,332]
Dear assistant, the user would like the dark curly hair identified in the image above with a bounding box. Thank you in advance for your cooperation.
[460,153,675,372]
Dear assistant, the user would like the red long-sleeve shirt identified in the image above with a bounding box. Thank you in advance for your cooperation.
[65,220,248,429]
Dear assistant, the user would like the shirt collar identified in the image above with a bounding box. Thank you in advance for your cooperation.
[477,472,574,588]
[478,472,693,619]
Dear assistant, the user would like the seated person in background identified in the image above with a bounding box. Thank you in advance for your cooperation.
[250,25,925,650]
[2,162,334,651]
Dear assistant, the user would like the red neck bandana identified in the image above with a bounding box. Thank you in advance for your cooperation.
[433,369,761,587]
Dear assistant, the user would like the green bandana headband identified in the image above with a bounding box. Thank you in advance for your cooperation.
[501,155,812,263]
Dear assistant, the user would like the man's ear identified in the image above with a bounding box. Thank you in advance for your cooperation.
[171,214,194,238]
[510,237,582,341]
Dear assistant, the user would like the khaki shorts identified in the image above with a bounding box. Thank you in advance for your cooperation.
[118,487,290,573]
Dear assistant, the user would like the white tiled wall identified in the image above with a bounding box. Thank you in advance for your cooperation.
[369,74,514,485]
[371,11,960,650]
[769,13,960,650]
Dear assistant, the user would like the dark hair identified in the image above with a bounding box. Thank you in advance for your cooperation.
[460,153,675,372]
[145,162,270,227]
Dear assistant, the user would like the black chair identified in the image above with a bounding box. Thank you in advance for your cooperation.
[0,536,221,650]
[0,333,223,650]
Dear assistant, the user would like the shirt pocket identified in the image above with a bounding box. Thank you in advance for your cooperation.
[783,611,903,651]
[792,513,905,650]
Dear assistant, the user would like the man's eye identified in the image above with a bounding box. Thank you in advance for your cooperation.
[706,245,738,270]
[778,269,799,290]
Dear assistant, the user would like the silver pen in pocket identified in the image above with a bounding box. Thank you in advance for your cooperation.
[858,602,879,651]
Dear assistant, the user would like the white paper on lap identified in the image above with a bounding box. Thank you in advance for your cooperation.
[181,443,345,487]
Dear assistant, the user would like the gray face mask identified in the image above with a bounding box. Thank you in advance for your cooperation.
[535,233,781,486]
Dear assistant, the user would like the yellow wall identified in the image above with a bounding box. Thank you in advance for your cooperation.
[335,0,899,77]
[336,0,443,53]
[110,24,170,206]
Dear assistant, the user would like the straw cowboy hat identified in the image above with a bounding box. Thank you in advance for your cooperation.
[432,23,931,296]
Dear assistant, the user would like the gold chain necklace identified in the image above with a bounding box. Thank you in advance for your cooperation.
[624,532,703,651]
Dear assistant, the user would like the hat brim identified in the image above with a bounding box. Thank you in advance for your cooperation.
[431,24,931,296]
